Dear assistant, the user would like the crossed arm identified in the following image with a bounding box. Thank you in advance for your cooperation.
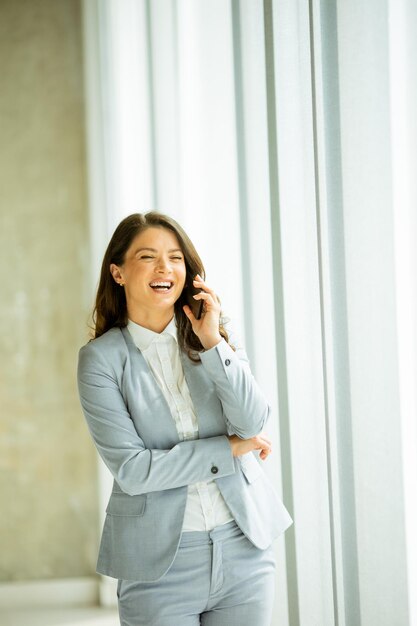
[77,329,272,496]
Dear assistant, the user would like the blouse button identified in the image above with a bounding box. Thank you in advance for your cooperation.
[225,359,231,366]
[211,466,219,474]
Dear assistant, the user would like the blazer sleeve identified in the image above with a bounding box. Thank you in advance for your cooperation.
[77,343,235,497]
[199,324,271,439]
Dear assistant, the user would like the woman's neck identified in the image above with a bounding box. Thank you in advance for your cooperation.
[127,307,175,334]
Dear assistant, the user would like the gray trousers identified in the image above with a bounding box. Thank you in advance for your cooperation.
[117,520,276,625]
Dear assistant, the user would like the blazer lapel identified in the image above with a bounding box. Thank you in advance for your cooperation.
[120,327,180,447]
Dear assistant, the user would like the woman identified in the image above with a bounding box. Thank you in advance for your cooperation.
[77,212,292,626]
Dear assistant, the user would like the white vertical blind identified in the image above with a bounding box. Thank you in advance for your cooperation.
[268,0,335,622]
[231,2,291,622]
[388,0,417,624]
[310,1,347,623]
[331,0,409,623]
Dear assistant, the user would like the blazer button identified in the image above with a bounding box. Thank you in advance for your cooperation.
[225,359,231,366]
[211,466,219,474]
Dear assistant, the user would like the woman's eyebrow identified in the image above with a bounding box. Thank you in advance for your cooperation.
[134,247,183,254]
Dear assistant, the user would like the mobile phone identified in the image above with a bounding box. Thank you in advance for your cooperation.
[196,297,204,320]
[187,280,205,320]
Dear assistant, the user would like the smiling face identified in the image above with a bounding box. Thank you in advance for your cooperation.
[110,227,187,326]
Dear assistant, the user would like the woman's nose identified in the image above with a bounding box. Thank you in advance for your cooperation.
[156,258,172,272]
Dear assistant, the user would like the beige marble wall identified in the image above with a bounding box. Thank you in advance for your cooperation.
[0,0,98,581]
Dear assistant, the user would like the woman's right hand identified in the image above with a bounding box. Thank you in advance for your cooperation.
[227,433,272,461]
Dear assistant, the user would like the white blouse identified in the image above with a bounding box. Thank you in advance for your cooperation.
[127,316,235,531]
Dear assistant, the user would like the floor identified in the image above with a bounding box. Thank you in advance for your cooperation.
[1,607,120,626]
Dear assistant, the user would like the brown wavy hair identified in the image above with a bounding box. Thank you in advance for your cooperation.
[91,212,232,361]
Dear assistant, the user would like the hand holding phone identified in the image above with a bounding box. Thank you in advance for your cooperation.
[183,275,223,351]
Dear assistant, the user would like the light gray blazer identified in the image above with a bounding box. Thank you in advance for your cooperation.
[77,323,293,582]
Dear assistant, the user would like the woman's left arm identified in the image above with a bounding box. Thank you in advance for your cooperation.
[183,275,271,440]
[199,328,271,439]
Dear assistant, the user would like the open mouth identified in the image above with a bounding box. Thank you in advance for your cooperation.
[149,281,174,292]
